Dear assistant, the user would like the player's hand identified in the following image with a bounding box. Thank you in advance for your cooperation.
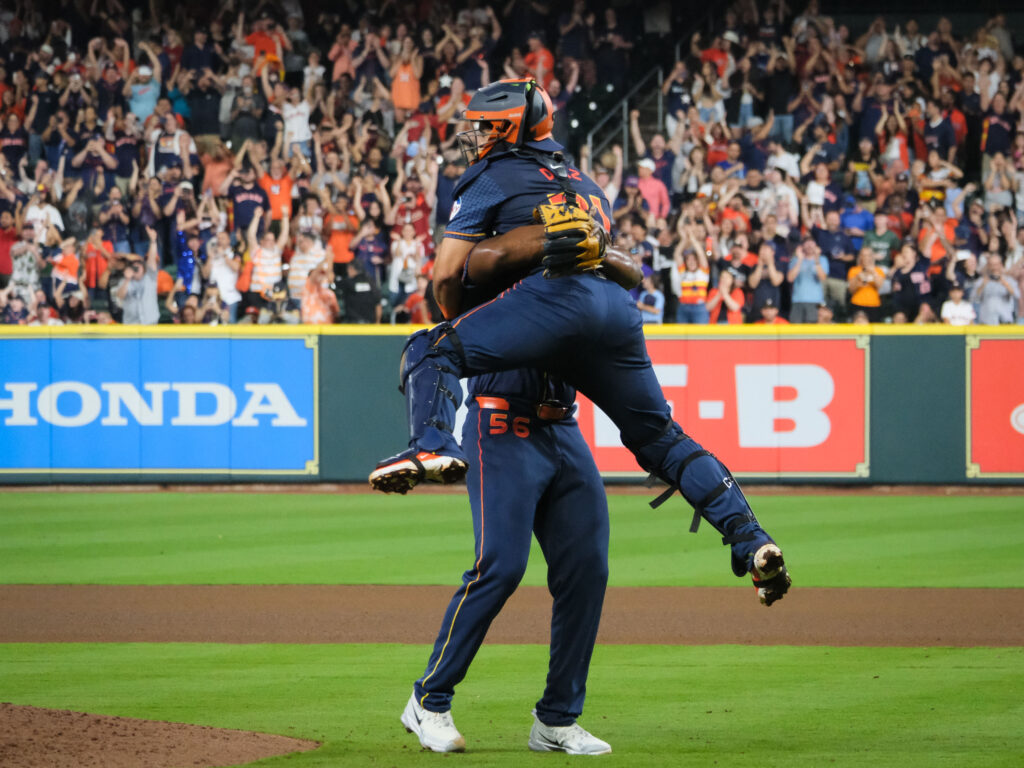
[533,203,606,277]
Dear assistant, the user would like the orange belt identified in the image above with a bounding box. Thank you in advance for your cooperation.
[474,396,510,410]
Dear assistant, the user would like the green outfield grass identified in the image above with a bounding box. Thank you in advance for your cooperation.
[2,491,1023,587]
[3,643,1022,768]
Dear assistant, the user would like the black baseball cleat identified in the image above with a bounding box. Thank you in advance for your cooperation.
[750,543,791,607]
[369,449,469,494]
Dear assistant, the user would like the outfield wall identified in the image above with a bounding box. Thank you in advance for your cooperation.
[1,325,1021,484]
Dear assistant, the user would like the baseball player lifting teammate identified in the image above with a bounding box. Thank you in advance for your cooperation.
[375,78,791,749]
[398,218,643,754]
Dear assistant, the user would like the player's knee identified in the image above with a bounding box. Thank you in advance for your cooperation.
[484,555,529,596]
[399,322,465,393]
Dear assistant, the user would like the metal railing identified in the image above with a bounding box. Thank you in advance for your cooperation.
[582,5,722,171]
[585,66,664,169]
[674,8,719,64]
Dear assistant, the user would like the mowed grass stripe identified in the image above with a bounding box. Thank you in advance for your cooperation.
[2,643,1022,767]
[1,492,1022,587]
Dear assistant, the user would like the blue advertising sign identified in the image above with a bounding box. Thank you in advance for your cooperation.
[0,335,318,474]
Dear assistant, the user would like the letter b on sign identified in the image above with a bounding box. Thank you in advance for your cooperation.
[735,365,834,448]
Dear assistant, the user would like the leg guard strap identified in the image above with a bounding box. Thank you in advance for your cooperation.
[649,448,711,509]
[400,323,466,455]
[399,323,463,394]
[686,476,757,545]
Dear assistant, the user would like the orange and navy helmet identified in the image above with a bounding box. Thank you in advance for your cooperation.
[456,78,554,165]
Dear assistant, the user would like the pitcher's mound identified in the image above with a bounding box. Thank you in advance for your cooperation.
[0,703,319,768]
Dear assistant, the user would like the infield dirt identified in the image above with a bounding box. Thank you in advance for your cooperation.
[2,583,1021,646]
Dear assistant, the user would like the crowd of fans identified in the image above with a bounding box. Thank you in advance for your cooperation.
[601,2,1024,325]
[0,0,1020,326]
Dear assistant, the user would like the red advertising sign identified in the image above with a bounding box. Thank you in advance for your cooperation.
[968,338,1024,477]
[575,336,869,477]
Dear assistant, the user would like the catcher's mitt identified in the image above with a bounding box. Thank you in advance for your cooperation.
[533,203,607,277]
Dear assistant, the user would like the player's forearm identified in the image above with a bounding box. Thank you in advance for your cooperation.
[466,226,633,287]
[465,225,545,285]
[600,246,642,289]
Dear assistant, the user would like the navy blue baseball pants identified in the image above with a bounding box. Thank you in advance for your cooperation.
[414,397,609,725]
[401,271,774,576]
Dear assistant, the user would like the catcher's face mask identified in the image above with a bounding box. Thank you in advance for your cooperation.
[456,119,513,165]
[455,78,553,165]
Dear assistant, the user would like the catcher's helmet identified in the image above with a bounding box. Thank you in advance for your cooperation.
[456,78,554,165]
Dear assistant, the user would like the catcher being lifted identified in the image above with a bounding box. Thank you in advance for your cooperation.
[371,77,790,611]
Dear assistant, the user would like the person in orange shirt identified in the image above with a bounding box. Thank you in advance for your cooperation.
[524,33,555,90]
[49,237,80,294]
[244,12,291,70]
[259,155,306,234]
[706,268,746,323]
[847,247,886,321]
[320,187,363,278]
[399,272,434,324]
[200,141,234,197]
[301,260,339,324]
[246,205,288,301]
[916,201,958,273]
[389,37,423,121]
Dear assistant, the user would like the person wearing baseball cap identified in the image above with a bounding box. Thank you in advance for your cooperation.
[940,279,976,326]
[635,157,670,220]
[755,296,789,324]
[124,41,163,122]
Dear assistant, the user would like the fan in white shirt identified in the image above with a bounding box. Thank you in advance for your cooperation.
[940,284,976,326]
[387,223,424,304]
[281,87,313,149]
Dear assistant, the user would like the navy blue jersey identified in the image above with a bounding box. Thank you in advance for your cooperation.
[445,140,612,244]
[445,139,612,406]
[228,183,270,232]
[112,131,140,177]
[99,202,129,243]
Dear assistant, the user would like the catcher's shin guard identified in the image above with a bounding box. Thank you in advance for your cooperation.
[628,420,772,577]
[400,324,466,456]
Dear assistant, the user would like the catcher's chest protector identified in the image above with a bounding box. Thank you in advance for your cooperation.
[447,150,612,241]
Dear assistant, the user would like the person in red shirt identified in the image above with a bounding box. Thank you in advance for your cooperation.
[705,124,731,167]
[389,165,437,257]
[0,209,18,289]
[692,32,730,78]
[524,33,555,90]
[82,228,113,302]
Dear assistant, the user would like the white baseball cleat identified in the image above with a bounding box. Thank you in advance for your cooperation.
[370,449,468,494]
[401,692,466,753]
[528,712,611,755]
